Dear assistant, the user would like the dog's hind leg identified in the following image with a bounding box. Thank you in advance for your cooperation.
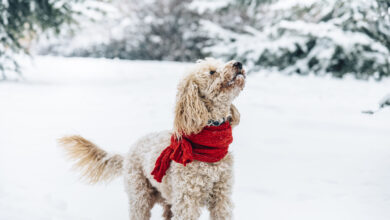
[154,190,172,220]
[124,160,156,220]
[162,203,173,220]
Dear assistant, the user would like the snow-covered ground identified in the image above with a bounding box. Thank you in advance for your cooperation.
[0,56,389,220]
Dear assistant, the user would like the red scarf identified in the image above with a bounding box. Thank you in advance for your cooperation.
[151,122,233,182]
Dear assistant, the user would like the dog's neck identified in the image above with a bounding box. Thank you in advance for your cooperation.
[206,101,232,126]
[207,118,227,126]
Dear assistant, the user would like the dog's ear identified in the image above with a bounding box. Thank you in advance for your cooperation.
[229,103,240,127]
[174,77,209,137]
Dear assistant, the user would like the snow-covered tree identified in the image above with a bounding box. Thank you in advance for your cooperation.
[127,0,209,61]
[0,0,94,80]
[35,0,390,80]
[206,0,390,80]
[62,0,209,61]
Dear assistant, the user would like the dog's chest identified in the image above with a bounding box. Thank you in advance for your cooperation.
[187,160,225,182]
[173,152,232,182]
[153,153,232,205]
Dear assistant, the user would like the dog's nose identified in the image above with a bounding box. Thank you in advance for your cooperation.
[233,62,242,70]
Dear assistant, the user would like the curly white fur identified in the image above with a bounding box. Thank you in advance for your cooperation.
[59,58,245,220]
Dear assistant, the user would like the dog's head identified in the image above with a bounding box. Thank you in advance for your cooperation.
[174,58,246,136]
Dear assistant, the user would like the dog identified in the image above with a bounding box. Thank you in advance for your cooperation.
[59,58,246,220]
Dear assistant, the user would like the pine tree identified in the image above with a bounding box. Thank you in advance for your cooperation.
[124,0,208,61]
[0,0,87,80]
[206,0,390,80]
[60,0,209,61]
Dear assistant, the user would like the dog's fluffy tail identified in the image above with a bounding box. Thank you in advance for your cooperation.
[58,135,123,184]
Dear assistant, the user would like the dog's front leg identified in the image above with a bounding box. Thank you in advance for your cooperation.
[208,162,234,220]
[171,190,202,220]
[170,179,203,220]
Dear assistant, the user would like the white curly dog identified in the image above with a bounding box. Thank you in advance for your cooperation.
[59,58,246,220]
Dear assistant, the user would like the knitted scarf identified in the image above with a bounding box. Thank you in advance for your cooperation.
[151,121,233,182]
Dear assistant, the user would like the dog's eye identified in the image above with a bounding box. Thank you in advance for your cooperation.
[209,70,216,75]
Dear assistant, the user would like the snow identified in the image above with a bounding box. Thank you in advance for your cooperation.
[1,56,390,220]
[189,0,231,13]
[34,0,126,56]
[380,93,390,108]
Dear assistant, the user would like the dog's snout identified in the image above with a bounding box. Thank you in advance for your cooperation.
[233,62,242,70]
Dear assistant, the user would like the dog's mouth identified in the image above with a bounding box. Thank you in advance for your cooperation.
[230,69,246,82]
[234,70,245,79]
[223,69,246,88]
